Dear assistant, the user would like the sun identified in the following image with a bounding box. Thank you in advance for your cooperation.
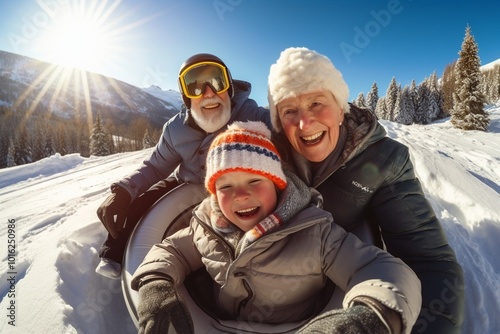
[50,14,107,70]
[38,2,120,73]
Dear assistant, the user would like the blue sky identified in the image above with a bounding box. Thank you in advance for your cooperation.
[1,0,499,107]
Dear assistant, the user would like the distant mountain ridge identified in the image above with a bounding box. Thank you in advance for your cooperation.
[481,58,500,72]
[0,50,182,128]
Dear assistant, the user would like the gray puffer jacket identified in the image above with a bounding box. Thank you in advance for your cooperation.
[114,80,270,200]
[132,173,421,333]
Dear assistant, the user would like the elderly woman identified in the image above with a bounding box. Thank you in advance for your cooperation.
[268,47,464,334]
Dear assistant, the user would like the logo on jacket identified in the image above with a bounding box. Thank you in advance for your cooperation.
[352,180,373,193]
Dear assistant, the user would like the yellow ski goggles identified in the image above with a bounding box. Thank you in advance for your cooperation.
[179,61,231,99]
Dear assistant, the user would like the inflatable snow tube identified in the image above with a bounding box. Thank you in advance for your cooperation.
[121,183,380,333]
[122,182,323,333]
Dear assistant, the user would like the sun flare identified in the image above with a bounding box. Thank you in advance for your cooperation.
[16,1,156,134]
[44,7,113,71]
[49,14,107,70]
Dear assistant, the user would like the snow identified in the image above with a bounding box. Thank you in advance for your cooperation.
[142,85,184,111]
[1,106,500,334]
[481,59,500,72]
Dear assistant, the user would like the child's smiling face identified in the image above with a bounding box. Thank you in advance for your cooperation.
[215,171,278,232]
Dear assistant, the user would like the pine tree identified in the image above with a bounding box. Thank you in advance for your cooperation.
[409,80,418,113]
[451,26,489,131]
[441,62,456,117]
[366,82,379,112]
[375,96,388,120]
[395,86,414,125]
[393,89,402,123]
[55,127,68,156]
[385,77,399,120]
[6,138,16,168]
[89,114,111,156]
[0,125,9,168]
[354,92,366,108]
[14,127,32,165]
[428,71,443,122]
[492,65,500,103]
[142,128,155,149]
[32,126,45,161]
[44,128,56,158]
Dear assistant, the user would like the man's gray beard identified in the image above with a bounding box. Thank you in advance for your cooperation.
[191,100,231,133]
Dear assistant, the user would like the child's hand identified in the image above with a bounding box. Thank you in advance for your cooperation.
[137,279,194,334]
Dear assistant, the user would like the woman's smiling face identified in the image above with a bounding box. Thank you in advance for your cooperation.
[277,90,344,162]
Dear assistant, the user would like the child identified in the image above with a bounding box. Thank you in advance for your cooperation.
[131,121,421,334]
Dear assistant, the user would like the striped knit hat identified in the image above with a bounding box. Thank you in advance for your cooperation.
[205,121,287,195]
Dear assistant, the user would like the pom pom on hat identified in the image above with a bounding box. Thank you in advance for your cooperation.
[205,121,287,194]
[267,47,350,132]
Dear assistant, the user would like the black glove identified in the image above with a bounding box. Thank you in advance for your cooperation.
[96,186,131,239]
[137,279,194,334]
[297,304,389,334]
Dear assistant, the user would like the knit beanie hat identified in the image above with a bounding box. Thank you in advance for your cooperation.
[267,47,350,132]
[205,121,287,195]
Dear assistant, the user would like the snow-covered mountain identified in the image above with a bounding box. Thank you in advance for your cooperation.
[481,58,500,72]
[0,50,181,128]
[142,85,184,111]
[0,104,499,333]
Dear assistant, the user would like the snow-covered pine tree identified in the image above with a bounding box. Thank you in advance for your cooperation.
[409,80,418,113]
[415,79,430,124]
[375,96,388,120]
[427,72,443,123]
[354,92,366,108]
[385,77,399,121]
[441,62,456,116]
[393,89,402,123]
[483,68,498,104]
[366,82,379,112]
[491,65,500,103]
[395,86,414,125]
[451,26,489,131]
[89,113,111,156]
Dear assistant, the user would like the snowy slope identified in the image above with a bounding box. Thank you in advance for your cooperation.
[1,106,499,333]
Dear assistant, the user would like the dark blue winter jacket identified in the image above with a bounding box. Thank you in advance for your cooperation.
[273,104,465,334]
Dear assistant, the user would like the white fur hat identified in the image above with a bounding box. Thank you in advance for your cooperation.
[267,47,349,132]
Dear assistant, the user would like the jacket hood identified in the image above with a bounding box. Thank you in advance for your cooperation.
[230,79,252,112]
[341,103,386,162]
